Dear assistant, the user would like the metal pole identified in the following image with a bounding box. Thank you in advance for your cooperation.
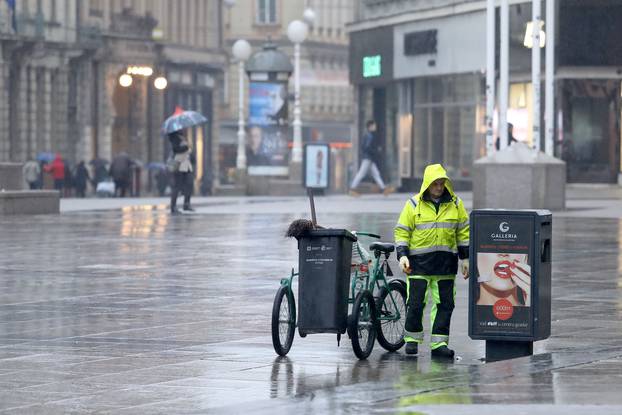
[499,0,509,150]
[236,60,246,169]
[292,42,303,163]
[545,0,555,156]
[532,0,542,152]
[486,0,496,155]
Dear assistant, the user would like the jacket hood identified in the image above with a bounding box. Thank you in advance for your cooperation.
[419,164,455,197]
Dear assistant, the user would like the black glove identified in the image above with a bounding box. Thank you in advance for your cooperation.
[396,245,409,260]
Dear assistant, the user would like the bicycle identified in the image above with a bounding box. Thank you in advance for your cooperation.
[271,230,407,360]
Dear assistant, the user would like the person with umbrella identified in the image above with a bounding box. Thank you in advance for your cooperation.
[162,107,207,214]
[44,153,66,194]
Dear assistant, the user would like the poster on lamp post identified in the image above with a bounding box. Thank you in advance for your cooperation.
[247,82,290,176]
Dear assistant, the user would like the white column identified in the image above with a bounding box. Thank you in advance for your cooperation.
[236,61,246,169]
[499,0,509,149]
[292,42,303,163]
[532,0,542,152]
[485,0,496,155]
[545,0,555,156]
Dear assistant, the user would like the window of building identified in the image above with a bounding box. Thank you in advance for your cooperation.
[89,0,104,17]
[256,0,277,24]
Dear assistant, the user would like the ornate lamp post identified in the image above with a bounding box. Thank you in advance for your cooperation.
[287,20,308,164]
[232,39,252,170]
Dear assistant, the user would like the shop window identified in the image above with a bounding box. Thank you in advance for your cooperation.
[412,74,479,179]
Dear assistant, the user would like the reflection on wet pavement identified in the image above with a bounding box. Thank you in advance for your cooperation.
[0,210,621,413]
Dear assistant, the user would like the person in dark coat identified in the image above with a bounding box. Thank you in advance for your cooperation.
[73,161,90,198]
[349,120,394,196]
[168,131,194,214]
[109,152,133,197]
[495,123,518,150]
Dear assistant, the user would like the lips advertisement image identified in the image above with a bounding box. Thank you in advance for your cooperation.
[472,216,533,336]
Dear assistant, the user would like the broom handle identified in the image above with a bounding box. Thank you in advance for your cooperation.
[307,188,317,228]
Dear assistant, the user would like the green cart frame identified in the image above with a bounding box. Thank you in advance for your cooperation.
[271,231,407,360]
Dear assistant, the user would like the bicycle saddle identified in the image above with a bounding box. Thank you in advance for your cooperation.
[369,242,394,253]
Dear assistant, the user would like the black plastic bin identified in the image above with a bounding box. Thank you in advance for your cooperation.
[297,229,357,335]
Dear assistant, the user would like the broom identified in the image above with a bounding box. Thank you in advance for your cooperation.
[285,188,322,238]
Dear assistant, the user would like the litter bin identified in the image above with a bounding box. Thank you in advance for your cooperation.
[468,209,552,361]
[297,229,357,336]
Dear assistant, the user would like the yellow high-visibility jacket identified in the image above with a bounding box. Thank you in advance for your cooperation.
[394,164,469,276]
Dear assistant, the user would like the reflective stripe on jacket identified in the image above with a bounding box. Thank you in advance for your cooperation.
[394,164,469,275]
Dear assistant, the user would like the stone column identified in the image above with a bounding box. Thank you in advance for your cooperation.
[0,43,8,161]
[42,68,52,153]
[28,66,37,158]
[51,63,70,159]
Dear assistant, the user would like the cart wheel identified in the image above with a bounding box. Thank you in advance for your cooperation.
[349,290,377,360]
[272,286,296,356]
[376,280,407,352]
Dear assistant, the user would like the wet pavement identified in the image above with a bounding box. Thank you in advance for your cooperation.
[1,194,622,414]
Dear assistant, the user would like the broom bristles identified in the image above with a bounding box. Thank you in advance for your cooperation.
[285,219,319,239]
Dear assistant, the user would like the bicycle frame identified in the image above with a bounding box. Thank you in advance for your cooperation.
[349,233,403,324]
[279,267,298,290]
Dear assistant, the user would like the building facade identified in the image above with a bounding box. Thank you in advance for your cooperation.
[349,0,622,188]
[221,0,355,191]
[0,0,226,194]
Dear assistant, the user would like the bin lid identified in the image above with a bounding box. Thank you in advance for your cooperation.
[300,228,357,242]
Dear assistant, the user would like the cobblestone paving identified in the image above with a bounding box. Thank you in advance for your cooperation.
[1,200,621,414]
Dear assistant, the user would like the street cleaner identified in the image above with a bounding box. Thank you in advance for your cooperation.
[394,164,470,359]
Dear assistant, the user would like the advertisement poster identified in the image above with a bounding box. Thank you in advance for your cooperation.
[472,216,533,336]
[304,144,329,189]
[248,82,290,174]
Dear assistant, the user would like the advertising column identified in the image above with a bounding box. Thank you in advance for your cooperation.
[247,82,290,176]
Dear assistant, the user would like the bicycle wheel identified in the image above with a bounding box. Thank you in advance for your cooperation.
[376,280,407,352]
[349,290,377,360]
[271,286,296,356]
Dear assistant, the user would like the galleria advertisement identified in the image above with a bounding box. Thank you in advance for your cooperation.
[472,216,533,336]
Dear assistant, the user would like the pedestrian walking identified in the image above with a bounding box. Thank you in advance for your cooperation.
[109,152,133,197]
[495,122,518,150]
[22,159,40,189]
[394,163,470,359]
[73,161,90,198]
[44,153,66,194]
[349,120,394,196]
[168,131,194,214]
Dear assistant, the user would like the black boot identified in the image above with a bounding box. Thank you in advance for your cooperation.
[405,342,418,355]
[431,345,455,359]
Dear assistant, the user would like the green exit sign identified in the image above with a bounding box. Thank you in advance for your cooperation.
[363,55,382,78]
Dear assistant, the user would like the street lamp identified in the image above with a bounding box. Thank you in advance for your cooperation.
[153,76,168,90]
[119,74,133,87]
[287,20,308,164]
[232,39,252,170]
[303,8,316,26]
